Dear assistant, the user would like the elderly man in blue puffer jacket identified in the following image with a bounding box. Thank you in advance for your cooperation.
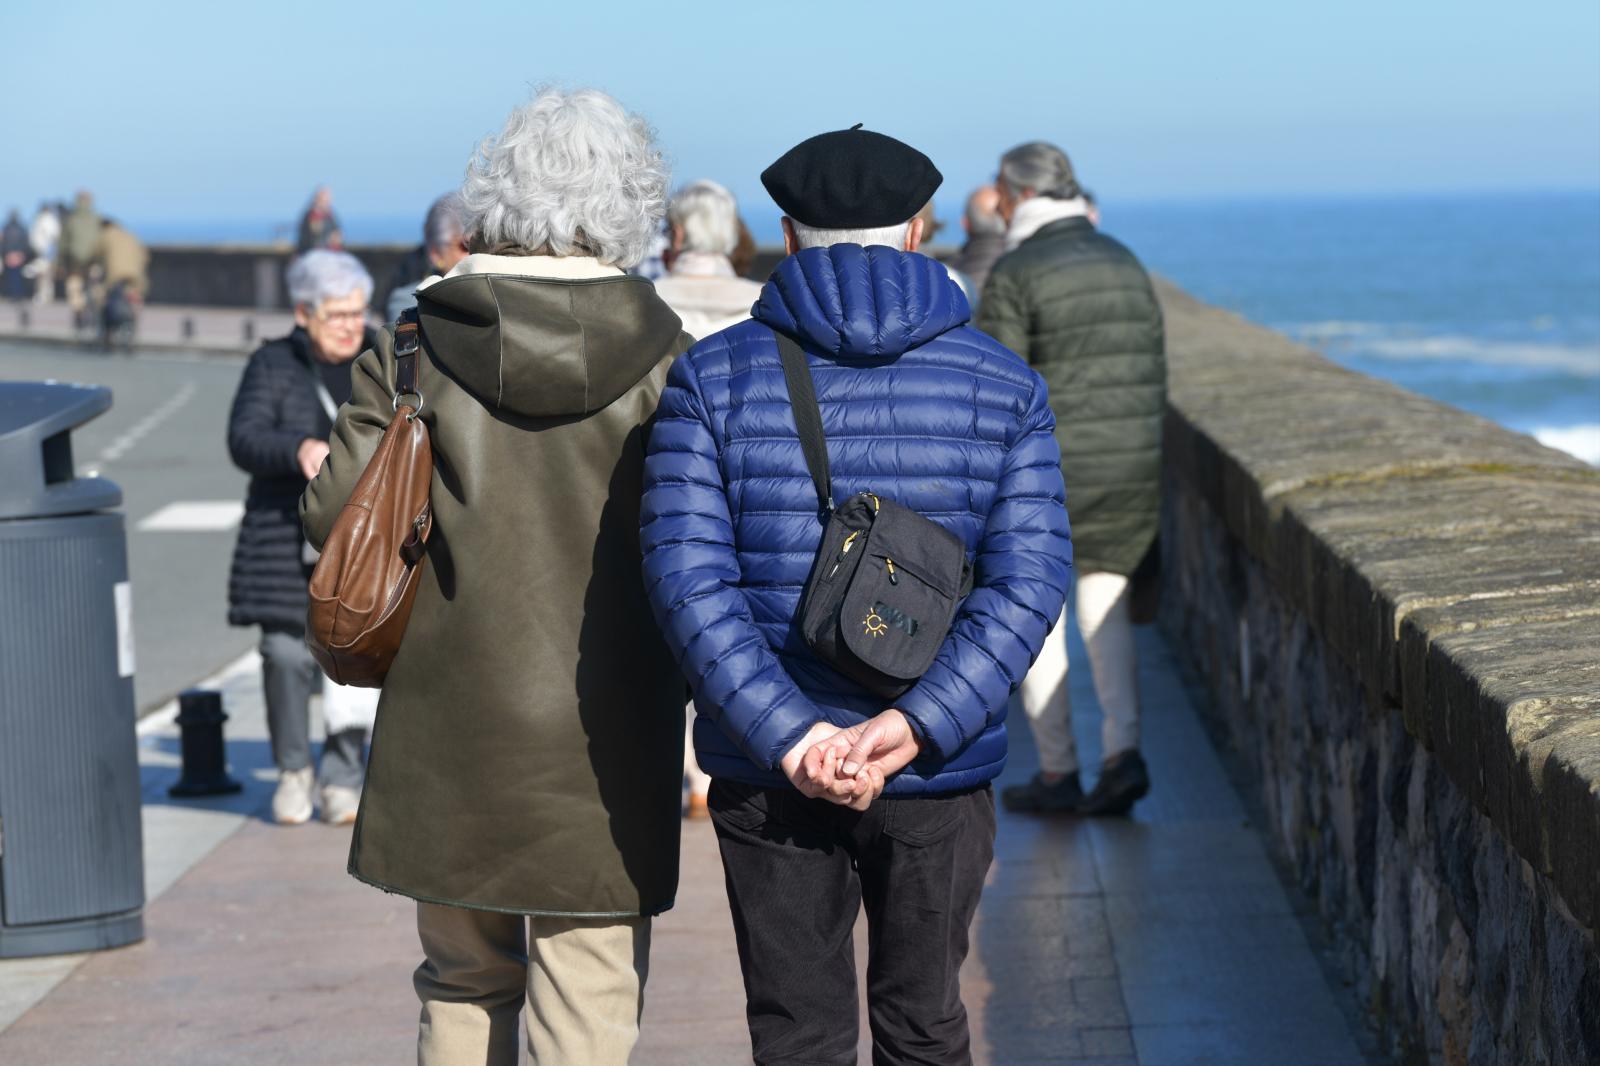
[641,127,1072,1066]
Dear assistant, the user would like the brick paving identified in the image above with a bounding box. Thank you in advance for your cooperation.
[0,629,1374,1064]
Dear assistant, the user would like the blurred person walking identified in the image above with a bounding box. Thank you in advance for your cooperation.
[978,141,1166,817]
[950,183,1006,297]
[26,202,60,303]
[380,192,471,322]
[60,191,101,327]
[301,87,688,1066]
[641,126,1072,1065]
[227,250,378,827]
[296,185,343,252]
[655,180,764,339]
[97,218,148,349]
[651,179,765,816]
[915,199,978,307]
[0,211,29,301]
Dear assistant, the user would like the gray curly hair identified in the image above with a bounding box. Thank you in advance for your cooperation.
[459,87,669,269]
[285,249,373,310]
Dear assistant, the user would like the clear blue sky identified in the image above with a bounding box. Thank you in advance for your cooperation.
[3,0,1597,240]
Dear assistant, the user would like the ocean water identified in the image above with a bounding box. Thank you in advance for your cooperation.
[1104,192,1600,465]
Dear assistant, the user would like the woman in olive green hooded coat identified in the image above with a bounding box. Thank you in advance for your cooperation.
[301,88,689,1066]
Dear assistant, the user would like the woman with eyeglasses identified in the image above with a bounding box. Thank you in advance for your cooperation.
[226,248,379,827]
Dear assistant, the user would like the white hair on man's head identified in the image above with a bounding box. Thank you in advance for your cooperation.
[286,249,373,310]
[667,180,740,257]
[789,219,912,250]
[460,86,668,269]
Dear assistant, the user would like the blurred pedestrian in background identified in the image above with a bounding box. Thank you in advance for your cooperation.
[227,249,378,827]
[302,87,688,1066]
[951,183,1006,297]
[381,192,471,322]
[651,178,765,817]
[915,199,978,306]
[296,185,343,252]
[97,218,148,350]
[655,180,764,339]
[0,210,29,301]
[978,141,1166,817]
[61,190,101,326]
[26,201,60,303]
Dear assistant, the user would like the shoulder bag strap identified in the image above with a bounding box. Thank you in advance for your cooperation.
[773,330,833,517]
[393,307,423,414]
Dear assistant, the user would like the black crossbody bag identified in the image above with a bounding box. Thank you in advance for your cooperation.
[777,331,974,699]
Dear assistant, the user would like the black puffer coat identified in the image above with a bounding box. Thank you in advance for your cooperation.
[977,217,1166,576]
[226,326,375,629]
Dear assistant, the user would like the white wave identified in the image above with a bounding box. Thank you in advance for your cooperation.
[1283,322,1600,376]
[1533,424,1600,466]
[1362,336,1600,376]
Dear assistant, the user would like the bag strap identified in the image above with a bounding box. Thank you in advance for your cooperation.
[774,330,833,517]
[393,307,423,415]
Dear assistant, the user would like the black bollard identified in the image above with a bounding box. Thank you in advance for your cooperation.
[242,318,255,344]
[18,308,28,331]
[168,689,242,797]
[181,316,195,341]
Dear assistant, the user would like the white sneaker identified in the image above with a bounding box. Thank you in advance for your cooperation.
[320,784,361,826]
[272,767,315,825]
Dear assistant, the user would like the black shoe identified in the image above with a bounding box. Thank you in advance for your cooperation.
[1001,771,1086,814]
[1082,750,1150,816]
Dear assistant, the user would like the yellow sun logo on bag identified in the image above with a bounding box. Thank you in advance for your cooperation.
[863,609,888,637]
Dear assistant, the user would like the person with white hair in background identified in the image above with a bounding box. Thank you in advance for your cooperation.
[950,183,1007,296]
[381,192,472,322]
[226,249,378,827]
[652,179,765,818]
[301,87,689,1066]
[979,140,1167,818]
[653,179,764,340]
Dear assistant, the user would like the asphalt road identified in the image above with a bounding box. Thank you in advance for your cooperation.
[1,338,256,711]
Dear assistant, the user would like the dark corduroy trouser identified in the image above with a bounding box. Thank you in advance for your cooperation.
[709,780,995,1066]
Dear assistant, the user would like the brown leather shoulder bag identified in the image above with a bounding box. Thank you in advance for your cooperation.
[306,308,433,687]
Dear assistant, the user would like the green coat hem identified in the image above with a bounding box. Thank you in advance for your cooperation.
[346,862,675,920]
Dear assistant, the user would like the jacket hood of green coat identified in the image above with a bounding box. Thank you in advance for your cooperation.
[413,273,685,418]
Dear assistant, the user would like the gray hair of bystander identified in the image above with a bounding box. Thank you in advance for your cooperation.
[423,193,470,254]
[998,142,1081,200]
[789,219,912,250]
[285,249,373,310]
[459,87,668,268]
[667,180,741,257]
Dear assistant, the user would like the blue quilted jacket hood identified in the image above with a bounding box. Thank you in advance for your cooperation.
[642,247,1072,795]
[752,244,970,358]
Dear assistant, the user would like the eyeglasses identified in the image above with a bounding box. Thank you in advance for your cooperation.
[314,308,366,326]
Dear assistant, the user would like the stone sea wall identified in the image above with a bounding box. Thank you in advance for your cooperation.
[1154,281,1600,1065]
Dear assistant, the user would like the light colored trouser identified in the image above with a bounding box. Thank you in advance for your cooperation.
[414,902,650,1066]
[1018,571,1141,776]
[685,708,711,797]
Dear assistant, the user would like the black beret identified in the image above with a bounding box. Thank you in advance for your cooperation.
[761,124,943,229]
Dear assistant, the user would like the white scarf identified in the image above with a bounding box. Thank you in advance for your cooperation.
[1005,196,1091,250]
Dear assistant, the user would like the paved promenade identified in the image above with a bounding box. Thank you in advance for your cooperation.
[0,622,1376,1065]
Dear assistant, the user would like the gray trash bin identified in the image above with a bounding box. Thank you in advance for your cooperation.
[0,381,144,957]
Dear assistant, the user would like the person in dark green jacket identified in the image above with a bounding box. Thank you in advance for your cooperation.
[976,141,1166,817]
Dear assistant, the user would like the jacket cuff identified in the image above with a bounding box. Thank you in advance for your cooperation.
[894,689,954,762]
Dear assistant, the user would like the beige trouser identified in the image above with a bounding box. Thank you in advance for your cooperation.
[685,706,711,798]
[414,901,650,1066]
[1019,571,1141,776]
